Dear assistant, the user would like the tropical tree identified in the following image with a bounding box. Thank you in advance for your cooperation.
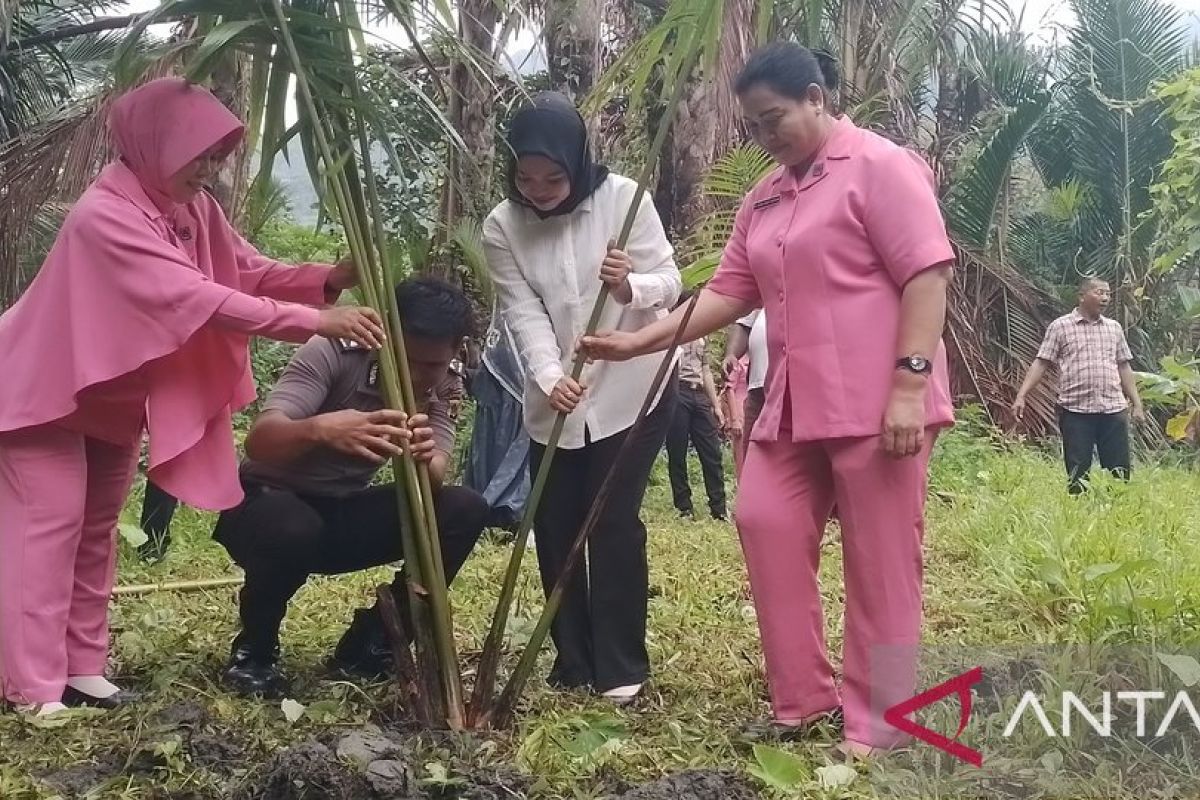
[1021,0,1188,347]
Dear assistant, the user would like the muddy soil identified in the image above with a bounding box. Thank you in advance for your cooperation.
[37,716,759,799]
[36,756,123,799]
[231,740,373,800]
[230,725,753,800]
[606,769,761,799]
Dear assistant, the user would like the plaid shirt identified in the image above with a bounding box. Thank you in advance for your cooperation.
[1037,309,1133,413]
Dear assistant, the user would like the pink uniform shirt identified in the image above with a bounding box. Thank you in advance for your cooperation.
[707,116,956,443]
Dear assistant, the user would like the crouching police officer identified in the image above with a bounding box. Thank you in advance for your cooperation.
[213,277,487,697]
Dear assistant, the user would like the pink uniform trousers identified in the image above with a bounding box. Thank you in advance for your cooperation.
[735,429,935,748]
[0,424,137,704]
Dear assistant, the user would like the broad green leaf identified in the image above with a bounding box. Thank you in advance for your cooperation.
[1166,410,1196,440]
[1157,653,1200,687]
[1037,557,1067,589]
[421,761,466,786]
[748,745,807,789]
[1176,285,1200,315]
[1083,563,1121,583]
[118,523,148,548]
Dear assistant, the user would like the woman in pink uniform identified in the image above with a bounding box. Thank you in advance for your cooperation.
[582,43,954,756]
[0,78,385,717]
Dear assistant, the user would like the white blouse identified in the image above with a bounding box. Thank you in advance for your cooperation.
[737,309,769,391]
[483,173,681,448]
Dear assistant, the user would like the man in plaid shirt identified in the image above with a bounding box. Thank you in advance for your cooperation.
[1013,278,1145,493]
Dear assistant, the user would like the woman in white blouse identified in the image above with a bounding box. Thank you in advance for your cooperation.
[483,92,681,704]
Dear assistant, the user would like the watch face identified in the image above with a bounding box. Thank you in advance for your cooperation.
[909,356,928,371]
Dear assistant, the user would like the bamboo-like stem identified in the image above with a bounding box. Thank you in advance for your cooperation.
[334,0,464,726]
[111,577,243,597]
[485,291,703,729]
[469,23,709,724]
[327,140,447,719]
[270,0,462,728]
[306,68,445,719]
[376,584,430,724]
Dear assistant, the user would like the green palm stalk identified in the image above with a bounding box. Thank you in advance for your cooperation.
[270,0,464,728]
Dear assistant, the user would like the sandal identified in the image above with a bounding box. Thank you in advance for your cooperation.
[741,707,844,742]
[835,739,889,760]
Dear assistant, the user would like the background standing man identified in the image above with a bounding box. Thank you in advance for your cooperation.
[1014,277,1145,493]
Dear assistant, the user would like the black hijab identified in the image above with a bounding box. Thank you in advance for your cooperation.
[504,92,609,219]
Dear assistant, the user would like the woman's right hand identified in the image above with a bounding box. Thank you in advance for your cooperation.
[549,376,587,413]
[578,330,643,363]
[318,305,386,350]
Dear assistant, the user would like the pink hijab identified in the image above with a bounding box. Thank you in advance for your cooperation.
[0,78,262,510]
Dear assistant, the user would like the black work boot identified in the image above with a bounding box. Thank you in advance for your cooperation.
[329,579,416,679]
[221,631,286,699]
[329,608,395,679]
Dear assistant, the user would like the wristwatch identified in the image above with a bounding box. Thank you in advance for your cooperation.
[896,355,932,375]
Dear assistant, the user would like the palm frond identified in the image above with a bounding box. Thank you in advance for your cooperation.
[948,244,1061,434]
[678,141,773,268]
[448,217,492,304]
[944,88,1051,248]
[583,0,724,118]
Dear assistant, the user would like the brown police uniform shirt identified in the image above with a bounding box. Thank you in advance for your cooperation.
[240,336,461,497]
[677,338,708,389]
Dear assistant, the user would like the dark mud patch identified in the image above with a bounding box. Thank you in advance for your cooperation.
[231,740,371,800]
[607,769,761,799]
[231,725,748,800]
[153,701,210,729]
[187,729,246,773]
[36,755,123,798]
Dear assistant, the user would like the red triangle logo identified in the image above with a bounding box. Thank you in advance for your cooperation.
[883,666,984,767]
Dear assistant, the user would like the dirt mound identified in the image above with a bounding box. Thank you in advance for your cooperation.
[153,701,211,729]
[36,756,122,799]
[608,769,761,799]
[232,740,372,800]
[227,725,751,800]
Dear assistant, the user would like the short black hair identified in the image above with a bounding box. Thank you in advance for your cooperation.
[1079,276,1109,294]
[394,276,477,342]
[736,42,839,101]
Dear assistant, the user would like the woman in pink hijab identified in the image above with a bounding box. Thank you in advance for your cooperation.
[0,78,386,717]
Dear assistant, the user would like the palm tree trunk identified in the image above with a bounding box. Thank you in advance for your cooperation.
[654,0,754,238]
[439,0,499,244]
[208,50,250,215]
[546,0,605,101]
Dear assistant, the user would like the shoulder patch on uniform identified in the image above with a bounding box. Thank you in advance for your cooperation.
[337,337,366,352]
[753,195,782,210]
[367,361,380,388]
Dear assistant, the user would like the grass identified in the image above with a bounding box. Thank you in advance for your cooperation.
[3,412,1200,799]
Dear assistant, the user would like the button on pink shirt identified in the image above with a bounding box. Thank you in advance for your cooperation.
[707,116,955,443]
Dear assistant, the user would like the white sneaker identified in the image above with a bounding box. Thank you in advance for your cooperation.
[601,683,643,706]
[15,702,68,718]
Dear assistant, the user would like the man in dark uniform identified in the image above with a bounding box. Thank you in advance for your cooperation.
[213,277,487,698]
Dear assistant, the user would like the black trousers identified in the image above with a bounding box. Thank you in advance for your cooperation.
[213,480,487,650]
[1058,408,1131,494]
[665,384,727,518]
[140,480,179,555]
[527,380,676,693]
